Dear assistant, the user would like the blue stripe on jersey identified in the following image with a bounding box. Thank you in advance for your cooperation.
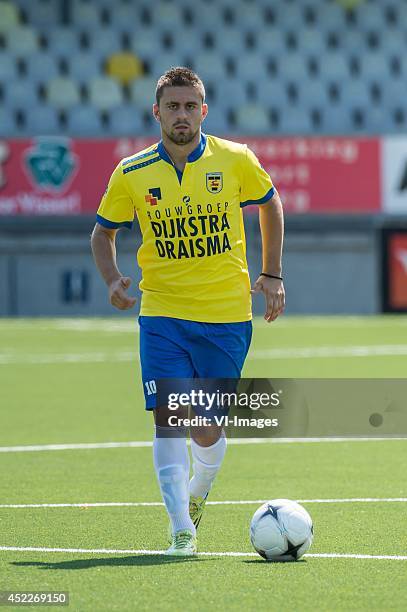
[240,186,275,208]
[96,214,133,229]
[122,156,161,174]
[122,149,159,166]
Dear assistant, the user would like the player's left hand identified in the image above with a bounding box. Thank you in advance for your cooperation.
[251,276,285,322]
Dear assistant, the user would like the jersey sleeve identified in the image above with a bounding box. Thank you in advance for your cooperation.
[240,146,275,208]
[96,162,135,229]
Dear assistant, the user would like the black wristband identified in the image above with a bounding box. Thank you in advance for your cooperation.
[260,273,283,280]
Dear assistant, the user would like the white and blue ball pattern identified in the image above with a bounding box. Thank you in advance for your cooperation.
[250,499,314,561]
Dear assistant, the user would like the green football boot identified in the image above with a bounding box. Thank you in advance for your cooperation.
[165,529,197,556]
[167,493,209,544]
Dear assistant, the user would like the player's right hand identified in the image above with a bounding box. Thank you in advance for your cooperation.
[109,277,137,310]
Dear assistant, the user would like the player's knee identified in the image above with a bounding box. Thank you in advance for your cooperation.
[191,425,223,447]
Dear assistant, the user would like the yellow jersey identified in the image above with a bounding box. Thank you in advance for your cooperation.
[96,133,274,323]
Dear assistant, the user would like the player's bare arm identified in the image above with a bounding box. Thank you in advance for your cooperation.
[91,223,137,310]
[251,190,285,323]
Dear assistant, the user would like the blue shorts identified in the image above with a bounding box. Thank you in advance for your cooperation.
[138,316,252,410]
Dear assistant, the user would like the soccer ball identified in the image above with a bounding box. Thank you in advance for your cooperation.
[250,499,313,561]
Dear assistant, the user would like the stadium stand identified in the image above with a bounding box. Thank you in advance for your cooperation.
[0,0,407,137]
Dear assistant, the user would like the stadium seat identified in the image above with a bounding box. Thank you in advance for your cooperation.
[3,79,39,110]
[168,29,205,55]
[0,55,19,81]
[189,0,226,30]
[129,29,165,58]
[46,28,82,60]
[106,105,145,136]
[192,52,229,81]
[71,0,101,27]
[377,78,407,107]
[84,28,123,58]
[357,54,391,82]
[46,77,81,109]
[0,1,20,33]
[214,78,250,108]
[68,54,102,85]
[318,53,351,82]
[234,53,269,81]
[253,80,290,108]
[273,4,308,31]
[377,30,407,58]
[361,106,397,134]
[21,0,61,28]
[279,55,312,82]
[231,2,266,30]
[317,106,355,134]
[352,3,387,32]
[392,2,407,25]
[0,108,18,137]
[294,80,331,110]
[254,29,288,56]
[234,103,271,134]
[152,1,186,29]
[211,28,248,56]
[5,26,40,56]
[277,108,314,136]
[204,106,231,134]
[66,105,103,137]
[105,52,144,85]
[295,28,327,58]
[129,76,157,111]
[338,30,369,55]
[104,2,139,31]
[149,54,191,79]
[23,106,61,136]
[314,3,348,32]
[24,53,61,84]
[87,76,123,110]
[339,79,373,108]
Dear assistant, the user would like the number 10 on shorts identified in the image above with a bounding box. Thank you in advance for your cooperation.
[145,380,157,395]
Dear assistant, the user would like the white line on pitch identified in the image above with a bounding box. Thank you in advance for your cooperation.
[250,345,407,359]
[0,546,405,560]
[0,352,137,365]
[2,344,407,365]
[1,437,405,453]
[1,498,406,509]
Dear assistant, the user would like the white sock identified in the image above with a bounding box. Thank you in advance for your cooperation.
[189,435,227,499]
[153,426,195,535]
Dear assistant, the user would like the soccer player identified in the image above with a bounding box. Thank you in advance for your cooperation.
[91,67,285,556]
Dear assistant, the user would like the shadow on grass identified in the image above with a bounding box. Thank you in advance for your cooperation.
[11,555,211,570]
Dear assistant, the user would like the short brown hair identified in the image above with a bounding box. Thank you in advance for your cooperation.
[155,67,205,105]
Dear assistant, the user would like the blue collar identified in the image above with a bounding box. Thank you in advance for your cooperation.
[157,133,207,165]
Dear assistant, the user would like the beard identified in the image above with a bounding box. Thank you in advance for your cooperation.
[164,125,199,145]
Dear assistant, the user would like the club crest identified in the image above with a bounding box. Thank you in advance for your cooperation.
[206,172,223,194]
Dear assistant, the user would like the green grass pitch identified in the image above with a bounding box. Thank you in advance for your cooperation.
[0,316,406,611]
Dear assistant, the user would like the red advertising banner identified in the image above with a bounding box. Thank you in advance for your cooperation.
[0,136,381,216]
[243,137,381,213]
[388,233,407,310]
[0,137,155,216]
